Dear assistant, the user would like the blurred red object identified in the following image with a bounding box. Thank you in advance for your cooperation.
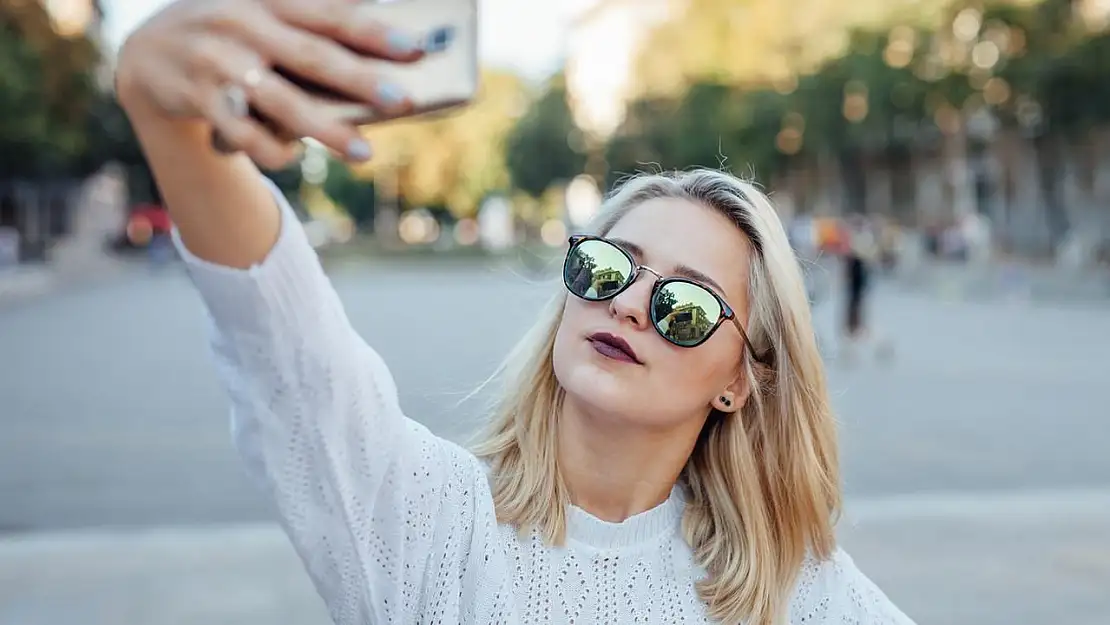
[126,214,153,246]
[131,204,173,234]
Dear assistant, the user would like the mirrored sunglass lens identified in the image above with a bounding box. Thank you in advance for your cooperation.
[564,240,633,300]
[652,282,722,346]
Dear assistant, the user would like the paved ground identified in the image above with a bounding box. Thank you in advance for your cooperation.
[893,260,1110,306]
[0,266,56,305]
[0,259,1107,624]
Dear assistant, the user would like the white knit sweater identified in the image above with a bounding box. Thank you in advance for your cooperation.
[175,183,915,624]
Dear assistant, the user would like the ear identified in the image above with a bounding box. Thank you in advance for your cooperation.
[711,370,752,413]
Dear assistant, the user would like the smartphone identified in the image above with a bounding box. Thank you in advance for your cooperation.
[223,0,478,149]
[288,0,479,126]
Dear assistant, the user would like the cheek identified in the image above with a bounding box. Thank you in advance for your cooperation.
[659,339,740,400]
[557,296,597,332]
[553,299,587,362]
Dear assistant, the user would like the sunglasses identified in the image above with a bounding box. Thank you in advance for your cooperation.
[563,235,766,361]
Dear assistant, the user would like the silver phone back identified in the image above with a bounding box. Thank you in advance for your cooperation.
[322,0,479,125]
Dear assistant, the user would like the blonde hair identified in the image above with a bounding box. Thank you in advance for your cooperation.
[472,169,840,625]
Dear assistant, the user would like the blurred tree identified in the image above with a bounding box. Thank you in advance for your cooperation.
[944,0,1109,244]
[629,0,953,101]
[1016,0,1104,135]
[0,0,101,177]
[74,94,143,177]
[606,83,790,182]
[505,73,588,198]
[618,5,1096,164]
[355,69,529,217]
[594,0,1110,254]
[612,0,967,207]
[602,97,679,184]
[728,89,796,180]
[669,83,741,169]
[323,158,376,229]
[263,161,305,209]
[800,31,924,155]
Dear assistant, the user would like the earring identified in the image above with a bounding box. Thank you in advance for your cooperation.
[720,396,732,408]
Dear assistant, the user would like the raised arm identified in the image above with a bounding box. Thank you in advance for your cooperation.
[173,181,506,623]
[114,0,416,269]
[114,1,510,621]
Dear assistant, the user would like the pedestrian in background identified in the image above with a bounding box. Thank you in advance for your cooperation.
[841,216,893,363]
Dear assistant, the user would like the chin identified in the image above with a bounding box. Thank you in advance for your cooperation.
[552,334,644,420]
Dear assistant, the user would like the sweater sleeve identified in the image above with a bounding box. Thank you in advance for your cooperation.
[172,179,513,624]
[788,548,916,624]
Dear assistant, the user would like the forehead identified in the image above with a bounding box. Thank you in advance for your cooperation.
[606,197,753,303]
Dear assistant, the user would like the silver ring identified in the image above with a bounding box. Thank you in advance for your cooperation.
[222,84,249,118]
[212,67,267,153]
[221,68,264,118]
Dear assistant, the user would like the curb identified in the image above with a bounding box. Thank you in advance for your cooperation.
[0,268,56,307]
[0,259,146,312]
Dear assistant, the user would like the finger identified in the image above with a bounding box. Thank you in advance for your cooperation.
[190,37,373,163]
[202,84,301,170]
[266,0,425,61]
[240,66,374,163]
[238,17,416,116]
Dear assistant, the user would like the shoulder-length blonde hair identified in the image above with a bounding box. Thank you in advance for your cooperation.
[472,169,840,625]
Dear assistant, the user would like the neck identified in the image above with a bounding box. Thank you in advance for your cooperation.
[557,395,704,523]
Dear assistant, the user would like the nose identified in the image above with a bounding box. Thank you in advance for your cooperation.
[609,268,657,329]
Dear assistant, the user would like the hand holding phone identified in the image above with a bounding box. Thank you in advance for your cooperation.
[116,0,479,167]
[230,0,479,148]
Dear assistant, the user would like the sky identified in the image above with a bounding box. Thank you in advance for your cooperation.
[101,0,597,80]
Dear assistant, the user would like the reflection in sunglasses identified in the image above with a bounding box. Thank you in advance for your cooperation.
[654,286,717,345]
[567,243,632,300]
[565,237,728,348]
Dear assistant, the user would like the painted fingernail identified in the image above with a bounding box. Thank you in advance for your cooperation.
[387,30,420,54]
[347,138,372,162]
[377,82,406,106]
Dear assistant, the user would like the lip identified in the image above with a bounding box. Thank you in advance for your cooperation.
[587,331,642,364]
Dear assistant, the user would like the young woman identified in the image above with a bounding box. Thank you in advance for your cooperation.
[115,0,914,622]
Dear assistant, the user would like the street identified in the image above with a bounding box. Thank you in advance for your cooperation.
[1,259,1108,625]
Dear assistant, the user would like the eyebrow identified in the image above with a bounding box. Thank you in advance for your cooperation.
[609,237,728,295]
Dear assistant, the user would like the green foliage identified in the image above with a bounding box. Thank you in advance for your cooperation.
[504,75,588,198]
[0,0,104,178]
[323,159,376,228]
[597,0,1110,190]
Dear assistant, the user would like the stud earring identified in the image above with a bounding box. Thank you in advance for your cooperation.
[720,396,732,408]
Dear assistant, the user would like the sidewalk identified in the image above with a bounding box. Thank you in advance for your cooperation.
[0,266,56,307]
[838,489,1110,625]
[2,489,1108,625]
[0,173,136,310]
[893,260,1110,306]
[0,254,140,310]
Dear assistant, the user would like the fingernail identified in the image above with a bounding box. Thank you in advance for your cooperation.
[387,30,420,54]
[377,82,406,106]
[347,138,372,162]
